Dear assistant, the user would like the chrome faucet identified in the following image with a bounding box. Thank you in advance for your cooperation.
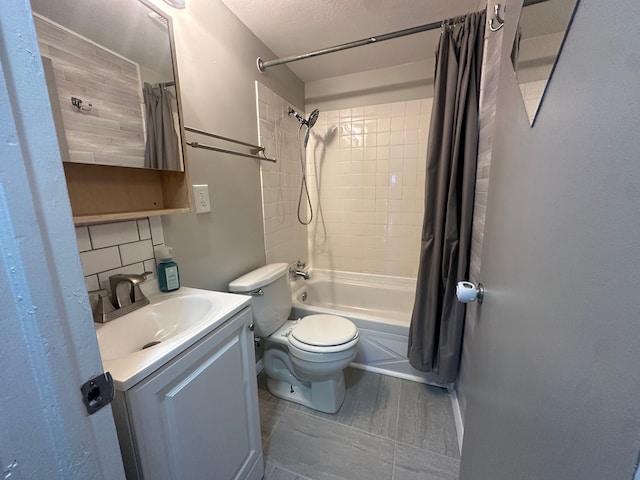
[289,261,310,280]
[91,272,151,323]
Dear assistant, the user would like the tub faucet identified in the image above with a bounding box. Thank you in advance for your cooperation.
[290,261,310,280]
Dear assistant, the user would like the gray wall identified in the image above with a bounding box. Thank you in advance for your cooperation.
[305,60,433,111]
[158,0,305,291]
[458,0,640,478]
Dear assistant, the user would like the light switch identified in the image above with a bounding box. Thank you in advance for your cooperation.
[192,184,211,214]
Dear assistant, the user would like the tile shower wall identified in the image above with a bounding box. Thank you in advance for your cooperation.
[306,99,432,277]
[256,82,308,266]
[76,217,165,293]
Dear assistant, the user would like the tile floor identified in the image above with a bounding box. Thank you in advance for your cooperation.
[258,367,460,480]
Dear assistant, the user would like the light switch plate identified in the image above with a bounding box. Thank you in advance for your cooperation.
[192,184,211,213]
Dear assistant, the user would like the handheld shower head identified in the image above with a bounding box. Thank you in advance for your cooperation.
[288,107,320,129]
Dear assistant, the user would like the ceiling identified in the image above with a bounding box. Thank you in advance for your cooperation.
[219,0,577,83]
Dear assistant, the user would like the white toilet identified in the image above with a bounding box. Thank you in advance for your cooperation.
[229,263,359,413]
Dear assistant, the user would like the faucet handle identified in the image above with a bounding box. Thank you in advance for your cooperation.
[89,289,116,323]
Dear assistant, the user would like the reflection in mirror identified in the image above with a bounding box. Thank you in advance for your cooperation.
[31,0,185,171]
[512,0,580,125]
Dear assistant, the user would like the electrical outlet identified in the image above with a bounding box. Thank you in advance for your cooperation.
[192,184,211,214]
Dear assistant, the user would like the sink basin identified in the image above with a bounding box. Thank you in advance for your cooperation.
[95,286,251,390]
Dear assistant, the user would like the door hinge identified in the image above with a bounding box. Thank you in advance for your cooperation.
[80,372,115,415]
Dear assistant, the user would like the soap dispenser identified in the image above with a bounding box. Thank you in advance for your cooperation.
[157,246,180,292]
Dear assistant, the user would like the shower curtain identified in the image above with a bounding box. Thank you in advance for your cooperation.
[143,83,180,170]
[408,10,485,384]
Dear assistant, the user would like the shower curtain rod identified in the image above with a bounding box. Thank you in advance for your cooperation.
[256,0,550,72]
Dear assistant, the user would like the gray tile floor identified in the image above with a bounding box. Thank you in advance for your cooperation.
[258,367,460,480]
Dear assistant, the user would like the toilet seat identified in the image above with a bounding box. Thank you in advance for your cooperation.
[288,314,359,354]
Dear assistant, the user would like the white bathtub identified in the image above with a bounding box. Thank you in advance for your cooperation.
[291,269,444,385]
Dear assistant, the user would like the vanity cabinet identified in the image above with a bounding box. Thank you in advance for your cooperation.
[111,307,264,480]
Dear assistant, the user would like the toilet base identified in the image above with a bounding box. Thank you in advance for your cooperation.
[266,373,346,414]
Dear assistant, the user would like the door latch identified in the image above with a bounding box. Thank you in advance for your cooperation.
[80,372,115,415]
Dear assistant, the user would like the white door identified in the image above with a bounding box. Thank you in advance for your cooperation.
[459,1,640,479]
[0,2,124,477]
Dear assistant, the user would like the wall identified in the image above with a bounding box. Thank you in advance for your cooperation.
[306,99,431,277]
[255,82,307,265]
[306,60,434,112]
[76,218,165,293]
[154,0,305,291]
[34,15,146,167]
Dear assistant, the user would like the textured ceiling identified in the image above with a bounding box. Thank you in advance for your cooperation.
[220,0,577,82]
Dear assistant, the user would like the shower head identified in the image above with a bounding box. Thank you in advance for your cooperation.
[307,109,319,129]
[288,107,320,129]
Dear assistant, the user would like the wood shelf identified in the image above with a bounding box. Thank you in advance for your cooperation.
[64,163,192,225]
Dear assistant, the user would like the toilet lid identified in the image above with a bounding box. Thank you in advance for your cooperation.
[290,314,358,347]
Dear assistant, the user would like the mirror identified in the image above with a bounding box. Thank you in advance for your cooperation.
[31,0,185,171]
[512,0,580,125]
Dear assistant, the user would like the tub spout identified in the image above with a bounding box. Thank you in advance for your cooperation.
[290,262,310,280]
[291,269,310,280]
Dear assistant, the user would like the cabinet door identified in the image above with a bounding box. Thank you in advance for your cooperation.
[127,308,262,480]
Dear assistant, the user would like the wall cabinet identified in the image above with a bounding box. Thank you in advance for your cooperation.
[111,307,263,480]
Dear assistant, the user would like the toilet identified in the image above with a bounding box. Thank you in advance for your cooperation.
[229,263,359,413]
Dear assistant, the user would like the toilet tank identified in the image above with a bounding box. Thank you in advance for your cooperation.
[228,263,291,338]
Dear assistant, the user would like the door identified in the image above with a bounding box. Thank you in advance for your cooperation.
[459,1,640,479]
[0,1,124,477]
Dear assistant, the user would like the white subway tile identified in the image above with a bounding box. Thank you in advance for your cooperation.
[75,226,92,252]
[80,247,121,276]
[149,216,164,245]
[143,259,157,279]
[120,239,154,266]
[89,221,139,249]
[137,219,151,240]
[84,275,99,292]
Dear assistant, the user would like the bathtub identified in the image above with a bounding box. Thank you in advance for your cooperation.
[291,269,446,386]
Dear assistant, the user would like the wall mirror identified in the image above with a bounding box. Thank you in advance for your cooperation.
[511,0,580,125]
[31,0,185,171]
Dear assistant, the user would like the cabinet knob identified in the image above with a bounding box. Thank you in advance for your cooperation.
[248,324,255,332]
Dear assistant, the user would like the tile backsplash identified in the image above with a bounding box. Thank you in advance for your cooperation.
[76,217,165,293]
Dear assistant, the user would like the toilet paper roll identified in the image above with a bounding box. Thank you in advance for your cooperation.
[456,281,477,303]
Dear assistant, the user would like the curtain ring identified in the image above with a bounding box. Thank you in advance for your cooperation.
[489,3,505,31]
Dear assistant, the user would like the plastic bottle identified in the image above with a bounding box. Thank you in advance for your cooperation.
[157,245,180,292]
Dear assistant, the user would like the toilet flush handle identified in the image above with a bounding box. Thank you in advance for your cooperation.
[250,288,264,296]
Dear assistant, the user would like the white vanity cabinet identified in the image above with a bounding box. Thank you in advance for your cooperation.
[111,307,263,480]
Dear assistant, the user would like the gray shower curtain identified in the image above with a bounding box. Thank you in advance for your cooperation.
[143,83,180,170]
[407,11,485,384]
